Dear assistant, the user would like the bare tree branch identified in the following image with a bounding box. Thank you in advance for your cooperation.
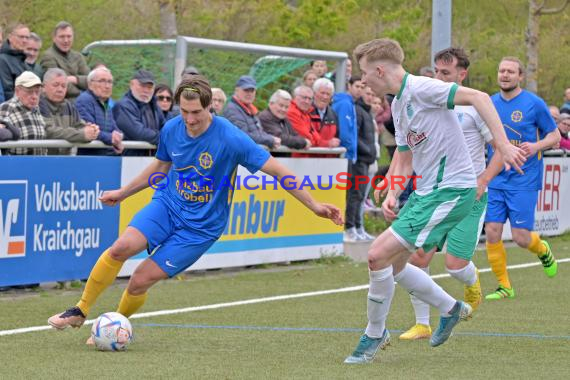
[538,0,569,14]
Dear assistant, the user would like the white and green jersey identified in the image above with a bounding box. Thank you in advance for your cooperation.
[392,73,476,195]
[455,105,493,176]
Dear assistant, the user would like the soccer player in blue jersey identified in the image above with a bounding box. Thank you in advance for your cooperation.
[48,75,343,332]
[484,57,560,300]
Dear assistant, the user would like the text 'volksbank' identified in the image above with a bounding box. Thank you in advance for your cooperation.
[34,182,104,257]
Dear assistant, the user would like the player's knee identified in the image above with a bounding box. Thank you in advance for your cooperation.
[368,252,391,270]
[127,273,155,295]
[511,231,530,248]
[108,239,136,261]
[127,277,147,295]
[485,225,501,243]
[409,252,430,268]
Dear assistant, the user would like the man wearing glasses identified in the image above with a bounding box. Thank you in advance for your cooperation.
[0,71,47,155]
[0,24,31,100]
[76,67,124,156]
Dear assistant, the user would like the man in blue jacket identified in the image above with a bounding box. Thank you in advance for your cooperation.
[332,76,363,242]
[332,77,360,162]
[113,69,165,156]
[76,67,124,156]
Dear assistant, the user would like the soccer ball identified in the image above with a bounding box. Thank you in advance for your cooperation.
[91,312,133,351]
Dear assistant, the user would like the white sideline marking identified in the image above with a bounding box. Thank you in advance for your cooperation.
[1,258,569,337]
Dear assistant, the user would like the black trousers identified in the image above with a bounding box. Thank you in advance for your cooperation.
[345,160,370,229]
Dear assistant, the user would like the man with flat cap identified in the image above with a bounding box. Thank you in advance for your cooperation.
[223,75,280,149]
[0,71,47,155]
[113,69,165,156]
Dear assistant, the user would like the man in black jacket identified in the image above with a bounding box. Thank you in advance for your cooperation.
[0,24,33,100]
[345,79,377,242]
[113,69,165,156]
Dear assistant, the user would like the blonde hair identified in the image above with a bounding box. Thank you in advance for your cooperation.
[211,87,226,102]
[353,38,404,65]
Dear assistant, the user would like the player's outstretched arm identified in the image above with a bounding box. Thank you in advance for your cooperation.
[100,158,172,206]
[259,157,344,225]
[453,86,526,174]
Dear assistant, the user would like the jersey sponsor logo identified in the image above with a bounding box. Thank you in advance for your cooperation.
[199,152,213,169]
[175,164,215,203]
[0,181,28,259]
[511,110,523,123]
[406,130,428,149]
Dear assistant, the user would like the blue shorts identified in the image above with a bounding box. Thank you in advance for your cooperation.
[129,197,216,277]
[484,188,538,231]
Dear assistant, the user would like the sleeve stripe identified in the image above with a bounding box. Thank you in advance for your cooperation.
[447,83,458,109]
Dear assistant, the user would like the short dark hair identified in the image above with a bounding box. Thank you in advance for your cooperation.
[348,75,362,85]
[174,75,212,108]
[434,47,470,69]
[155,84,173,97]
[53,21,72,36]
[154,84,174,111]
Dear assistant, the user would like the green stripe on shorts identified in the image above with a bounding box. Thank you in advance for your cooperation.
[391,187,476,252]
[445,192,488,261]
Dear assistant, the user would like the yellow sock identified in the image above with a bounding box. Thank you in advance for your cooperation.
[527,232,547,256]
[486,241,511,289]
[117,290,148,317]
[76,249,123,316]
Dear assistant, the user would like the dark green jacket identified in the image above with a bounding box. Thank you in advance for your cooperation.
[40,44,90,99]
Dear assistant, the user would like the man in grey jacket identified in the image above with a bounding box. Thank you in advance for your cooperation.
[223,75,280,149]
[39,68,100,155]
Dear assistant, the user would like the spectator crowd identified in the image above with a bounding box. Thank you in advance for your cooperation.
[1,21,569,246]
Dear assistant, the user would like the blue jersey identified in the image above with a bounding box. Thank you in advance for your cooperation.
[488,90,557,190]
[154,115,270,239]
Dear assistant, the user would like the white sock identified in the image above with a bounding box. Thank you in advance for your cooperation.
[364,267,395,338]
[446,261,477,286]
[409,266,430,326]
[394,263,456,316]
